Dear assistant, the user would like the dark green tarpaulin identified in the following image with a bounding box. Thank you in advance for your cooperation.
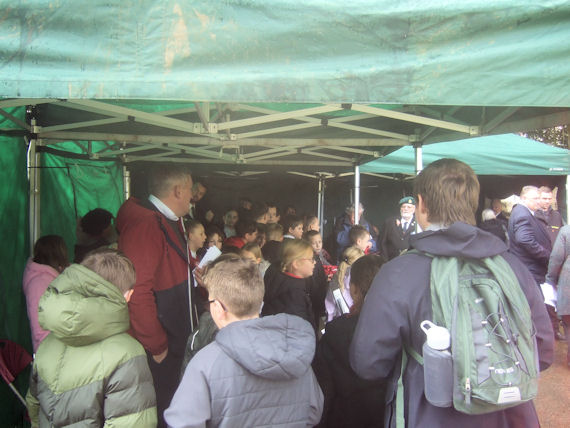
[0,137,123,426]
[40,148,124,255]
[1,0,569,106]
[0,135,30,425]
[361,134,570,175]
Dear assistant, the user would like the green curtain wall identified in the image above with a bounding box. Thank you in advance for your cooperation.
[40,152,124,258]
[0,136,31,426]
[0,136,123,425]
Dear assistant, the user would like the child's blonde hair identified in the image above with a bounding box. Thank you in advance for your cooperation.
[280,239,313,272]
[81,248,136,294]
[203,257,264,317]
[337,246,365,293]
[241,242,262,260]
[266,223,284,241]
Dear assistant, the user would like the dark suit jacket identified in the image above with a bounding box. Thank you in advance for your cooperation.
[380,215,416,262]
[508,204,552,284]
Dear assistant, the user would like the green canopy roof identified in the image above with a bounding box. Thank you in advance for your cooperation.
[1,0,569,106]
[361,134,570,175]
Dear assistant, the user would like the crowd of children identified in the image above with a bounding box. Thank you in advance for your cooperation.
[20,163,561,428]
[22,195,385,427]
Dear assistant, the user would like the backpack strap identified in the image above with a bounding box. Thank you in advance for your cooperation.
[396,344,424,428]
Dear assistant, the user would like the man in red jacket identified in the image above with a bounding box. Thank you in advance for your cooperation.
[116,165,194,428]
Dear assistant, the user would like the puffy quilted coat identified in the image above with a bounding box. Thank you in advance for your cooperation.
[165,314,323,427]
[26,264,157,427]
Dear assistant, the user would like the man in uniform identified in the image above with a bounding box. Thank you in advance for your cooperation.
[380,196,417,262]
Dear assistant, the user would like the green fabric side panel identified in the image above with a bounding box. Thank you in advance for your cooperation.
[0,136,31,426]
[40,154,124,259]
[0,1,568,106]
[0,106,26,129]
[361,134,570,175]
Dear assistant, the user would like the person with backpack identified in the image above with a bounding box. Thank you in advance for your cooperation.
[350,158,554,428]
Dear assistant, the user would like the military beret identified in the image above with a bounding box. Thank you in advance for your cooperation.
[399,196,416,206]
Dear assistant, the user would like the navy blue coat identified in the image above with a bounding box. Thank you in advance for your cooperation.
[508,204,552,284]
[350,223,553,428]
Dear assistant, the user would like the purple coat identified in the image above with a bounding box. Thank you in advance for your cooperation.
[22,259,59,352]
[350,223,554,428]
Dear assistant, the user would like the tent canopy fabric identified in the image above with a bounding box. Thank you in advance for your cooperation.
[361,134,570,175]
[2,1,570,171]
[1,1,569,106]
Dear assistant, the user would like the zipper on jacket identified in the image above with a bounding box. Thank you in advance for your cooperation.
[464,377,471,406]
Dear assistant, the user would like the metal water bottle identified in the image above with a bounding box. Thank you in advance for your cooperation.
[420,320,453,407]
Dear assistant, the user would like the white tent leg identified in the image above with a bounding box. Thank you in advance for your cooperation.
[317,175,326,232]
[123,165,131,201]
[354,165,360,224]
[27,137,40,253]
[414,144,423,175]
[566,175,569,224]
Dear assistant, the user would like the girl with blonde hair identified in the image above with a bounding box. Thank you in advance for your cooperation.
[261,239,316,327]
[325,246,365,321]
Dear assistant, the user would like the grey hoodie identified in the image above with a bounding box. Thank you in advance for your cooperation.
[165,313,324,428]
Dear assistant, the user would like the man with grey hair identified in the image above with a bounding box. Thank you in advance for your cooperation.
[508,186,552,286]
[116,165,195,428]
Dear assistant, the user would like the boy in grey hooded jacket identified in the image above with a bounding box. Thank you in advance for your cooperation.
[165,257,323,428]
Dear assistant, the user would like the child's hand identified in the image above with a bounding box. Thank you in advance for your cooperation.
[194,266,206,287]
[153,348,168,364]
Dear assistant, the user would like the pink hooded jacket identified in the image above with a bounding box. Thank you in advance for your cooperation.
[22,259,59,352]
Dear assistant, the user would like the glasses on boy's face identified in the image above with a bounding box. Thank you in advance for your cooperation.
[208,298,228,312]
[298,257,316,264]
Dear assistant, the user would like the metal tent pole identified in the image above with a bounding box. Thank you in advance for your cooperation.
[27,137,40,254]
[354,165,360,224]
[567,175,569,224]
[414,144,423,175]
[317,175,326,233]
[123,165,131,201]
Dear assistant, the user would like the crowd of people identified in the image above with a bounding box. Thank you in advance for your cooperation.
[21,160,567,427]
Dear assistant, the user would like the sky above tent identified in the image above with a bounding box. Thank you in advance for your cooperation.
[360,134,570,175]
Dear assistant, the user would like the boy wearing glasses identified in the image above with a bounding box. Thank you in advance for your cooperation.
[165,257,323,427]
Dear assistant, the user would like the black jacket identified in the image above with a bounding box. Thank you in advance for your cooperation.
[262,264,315,328]
[380,215,417,261]
[313,314,385,428]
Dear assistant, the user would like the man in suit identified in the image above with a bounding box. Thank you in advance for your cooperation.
[187,181,214,226]
[380,196,418,262]
[508,186,552,286]
[535,186,564,246]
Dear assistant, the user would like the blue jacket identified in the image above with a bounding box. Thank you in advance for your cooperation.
[508,204,552,284]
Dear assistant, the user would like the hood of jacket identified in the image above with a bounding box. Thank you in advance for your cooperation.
[38,264,130,347]
[410,221,508,259]
[215,313,315,381]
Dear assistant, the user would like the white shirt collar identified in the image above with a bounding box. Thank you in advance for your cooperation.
[521,203,535,216]
[148,194,179,221]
